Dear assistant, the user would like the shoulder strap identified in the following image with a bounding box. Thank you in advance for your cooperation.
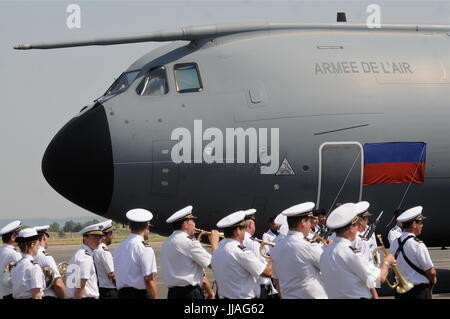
[395,236,428,280]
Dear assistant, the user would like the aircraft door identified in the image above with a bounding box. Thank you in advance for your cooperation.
[317,142,364,214]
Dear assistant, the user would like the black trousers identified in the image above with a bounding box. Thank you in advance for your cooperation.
[2,294,13,300]
[259,284,279,299]
[99,287,118,299]
[118,287,148,299]
[394,284,431,299]
[167,285,204,299]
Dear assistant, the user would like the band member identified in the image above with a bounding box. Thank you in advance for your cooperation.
[114,208,158,299]
[261,216,280,256]
[315,208,327,230]
[211,210,272,299]
[389,206,437,299]
[66,223,103,299]
[271,202,328,299]
[10,228,45,299]
[388,209,404,246]
[161,205,219,299]
[32,225,66,299]
[320,203,396,299]
[0,220,22,299]
[93,220,117,299]
[353,201,378,264]
[242,209,275,299]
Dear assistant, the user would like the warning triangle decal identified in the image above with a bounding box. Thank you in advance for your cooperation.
[276,158,296,176]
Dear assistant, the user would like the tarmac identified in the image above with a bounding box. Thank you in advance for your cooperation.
[47,242,450,299]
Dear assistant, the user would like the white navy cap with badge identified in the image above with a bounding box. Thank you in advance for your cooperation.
[397,206,426,223]
[243,208,257,220]
[355,201,372,217]
[282,202,315,217]
[217,210,247,229]
[166,205,196,224]
[98,220,113,233]
[326,203,359,229]
[0,220,22,236]
[32,225,50,233]
[15,228,39,243]
[79,223,106,236]
[126,208,153,223]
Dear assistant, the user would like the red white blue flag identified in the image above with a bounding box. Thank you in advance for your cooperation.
[363,142,426,186]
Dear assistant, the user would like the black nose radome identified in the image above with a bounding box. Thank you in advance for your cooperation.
[42,103,113,215]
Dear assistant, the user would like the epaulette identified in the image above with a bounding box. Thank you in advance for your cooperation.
[349,246,361,253]
[238,244,246,251]
[84,250,91,256]
[31,260,38,265]
[187,235,195,241]
[13,247,19,252]
[142,241,151,248]
[102,246,110,252]
[414,237,424,243]
[43,250,49,256]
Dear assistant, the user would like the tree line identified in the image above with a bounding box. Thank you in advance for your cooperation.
[49,219,101,233]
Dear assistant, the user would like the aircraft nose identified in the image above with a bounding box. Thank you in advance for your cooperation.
[42,103,113,215]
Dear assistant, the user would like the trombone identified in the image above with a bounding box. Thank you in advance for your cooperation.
[372,234,413,294]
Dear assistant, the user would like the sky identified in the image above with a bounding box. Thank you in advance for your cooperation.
[0,0,449,220]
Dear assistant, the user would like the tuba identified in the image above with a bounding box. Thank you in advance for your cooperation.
[373,234,414,294]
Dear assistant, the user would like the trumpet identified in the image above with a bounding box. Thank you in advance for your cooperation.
[373,234,413,294]
[193,227,224,245]
[308,231,331,246]
[252,237,275,259]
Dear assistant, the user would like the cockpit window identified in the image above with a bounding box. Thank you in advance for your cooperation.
[174,63,203,93]
[104,70,140,96]
[136,66,169,96]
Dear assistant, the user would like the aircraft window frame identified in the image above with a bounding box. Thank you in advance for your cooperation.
[173,63,203,93]
[103,70,140,97]
[135,66,169,96]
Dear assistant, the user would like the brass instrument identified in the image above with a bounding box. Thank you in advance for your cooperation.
[193,228,224,247]
[373,234,414,294]
[309,231,331,246]
[57,262,69,285]
[42,266,55,290]
[0,262,16,288]
[252,237,275,259]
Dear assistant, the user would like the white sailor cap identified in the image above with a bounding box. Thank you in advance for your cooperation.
[166,206,196,224]
[274,212,286,226]
[0,220,21,236]
[98,220,113,233]
[15,228,39,243]
[326,203,359,229]
[282,202,315,218]
[243,208,257,220]
[355,201,372,217]
[79,223,106,236]
[217,210,247,229]
[397,206,426,223]
[126,208,153,223]
[32,225,50,233]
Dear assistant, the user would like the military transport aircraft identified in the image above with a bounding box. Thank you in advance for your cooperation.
[14,21,450,245]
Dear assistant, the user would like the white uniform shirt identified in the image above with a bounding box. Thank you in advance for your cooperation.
[93,243,116,289]
[10,254,45,299]
[0,244,22,297]
[271,231,328,299]
[242,232,270,286]
[34,247,61,298]
[320,237,380,299]
[389,232,433,285]
[113,234,157,290]
[66,245,99,299]
[388,225,403,246]
[211,238,266,299]
[160,231,211,288]
[353,231,378,264]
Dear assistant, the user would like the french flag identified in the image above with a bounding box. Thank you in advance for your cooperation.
[363,142,426,186]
